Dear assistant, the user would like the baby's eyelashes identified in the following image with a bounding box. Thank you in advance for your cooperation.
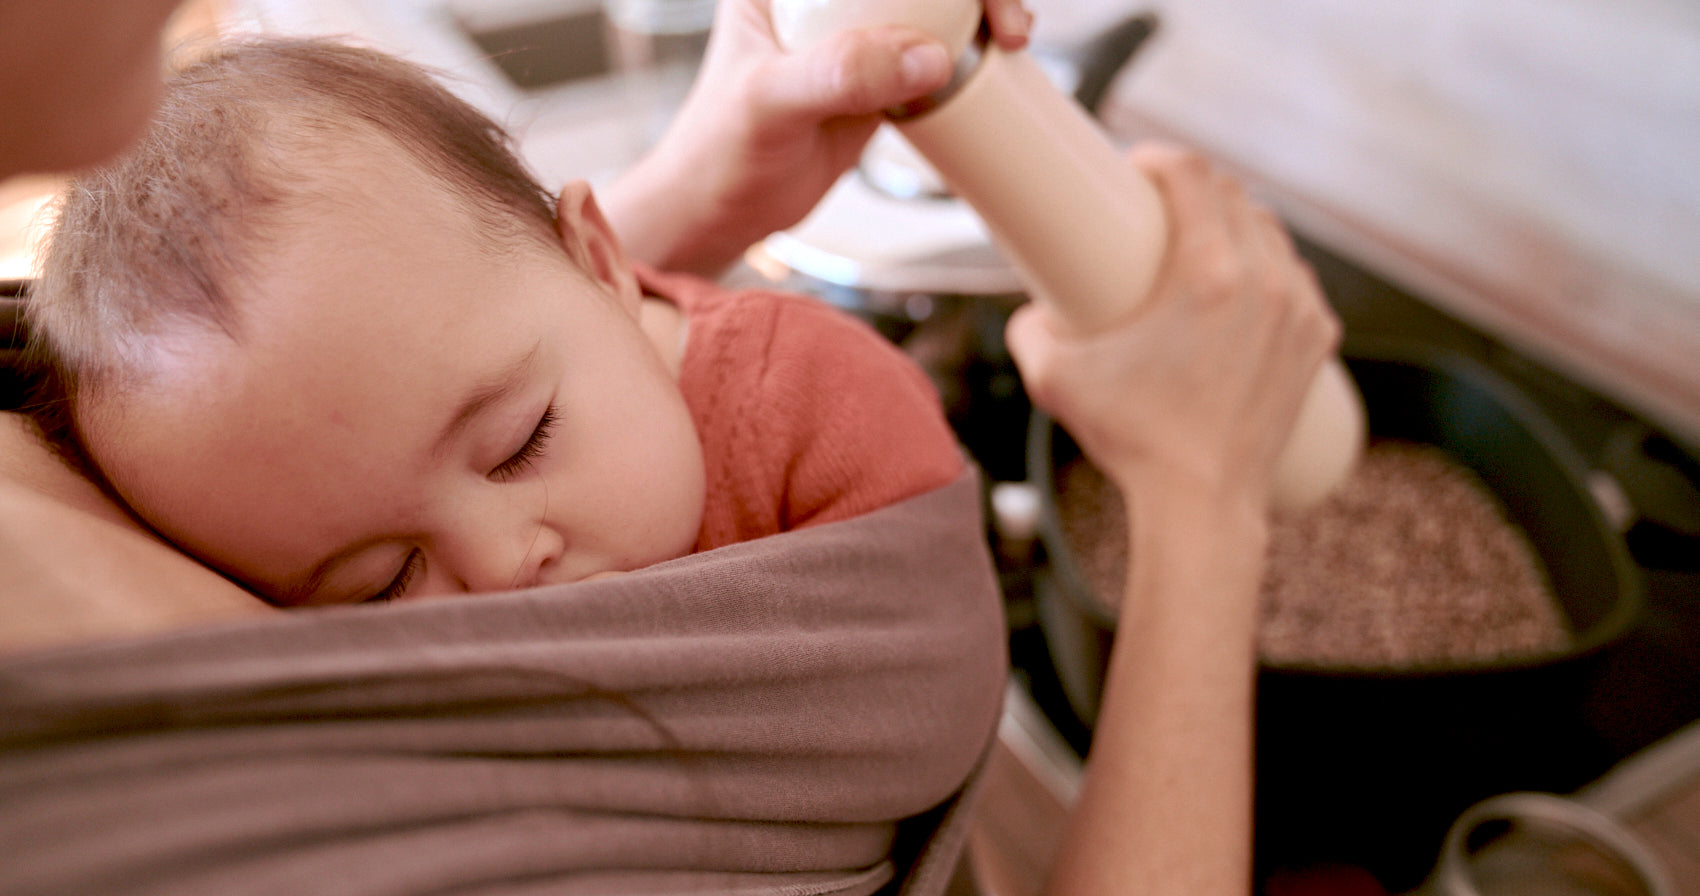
[365,549,424,603]
[490,403,559,481]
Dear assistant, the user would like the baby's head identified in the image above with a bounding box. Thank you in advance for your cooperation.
[27,38,705,605]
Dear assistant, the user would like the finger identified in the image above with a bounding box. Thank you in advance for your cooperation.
[1249,199,1297,260]
[1127,140,1195,178]
[1003,301,1052,378]
[1238,201,1316,316]
[1003,302,1067,410]
[752,26,951,124]
[1244,203,1292,289]
[983,0,1034,50]
[1213,172,1261,273]
[1143,147,1228,235]
[1140,147,1239,300]
[1241,205,1341,366]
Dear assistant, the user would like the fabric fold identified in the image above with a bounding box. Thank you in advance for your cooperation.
[0,469,1007,896]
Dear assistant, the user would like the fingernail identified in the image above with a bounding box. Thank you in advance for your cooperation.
[901,43,951,89]
[1002,5,1035,42]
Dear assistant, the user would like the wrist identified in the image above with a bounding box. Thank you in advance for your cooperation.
[1119,474,1269,624]
[601,134,737,276]
[1119,461,1270,543]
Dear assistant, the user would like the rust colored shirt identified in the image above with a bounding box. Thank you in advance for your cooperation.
[637,266,965,553]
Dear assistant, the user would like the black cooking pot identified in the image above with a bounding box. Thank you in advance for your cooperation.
[1030,341,1644,889]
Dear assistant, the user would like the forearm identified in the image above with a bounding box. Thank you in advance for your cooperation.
[0,418,270,654]
[1044,478,1267,896]
[599,143,748,278]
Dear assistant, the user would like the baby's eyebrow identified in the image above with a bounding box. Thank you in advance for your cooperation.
[432,342,543,460]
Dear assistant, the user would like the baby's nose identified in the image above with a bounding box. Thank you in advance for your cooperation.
[437,518,563,595]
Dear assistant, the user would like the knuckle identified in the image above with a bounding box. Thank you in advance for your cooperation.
[1197,250,1244,297]
[1132,141,1194,177]
[1318,308,1344,346]
[828,58,872,109]
[819,36,889,110]
[1177,149,1214,178]
[1258,266,1290,304]
[1249,203,1283,235]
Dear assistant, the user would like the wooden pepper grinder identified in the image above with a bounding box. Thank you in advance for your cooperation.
[773,0,1365,510]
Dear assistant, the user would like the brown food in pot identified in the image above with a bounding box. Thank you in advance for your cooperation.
[1055,440,1571,668]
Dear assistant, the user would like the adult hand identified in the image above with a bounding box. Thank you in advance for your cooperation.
[1006,144,1340,514]
[601,0,1032,276]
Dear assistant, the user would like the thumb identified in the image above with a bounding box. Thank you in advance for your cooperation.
[756,27,952,123]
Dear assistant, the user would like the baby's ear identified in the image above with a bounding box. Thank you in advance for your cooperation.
[555,181,642,314]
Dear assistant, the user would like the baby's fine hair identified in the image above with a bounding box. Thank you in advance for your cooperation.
[24,36,559,453]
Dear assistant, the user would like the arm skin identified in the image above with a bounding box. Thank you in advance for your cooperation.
[600,0,1033,277]
[0,414,271,654]
[1048,481,1266,895]
[1005,145,1341,896]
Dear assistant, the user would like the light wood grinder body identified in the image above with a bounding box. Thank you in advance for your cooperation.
[774,0,1365,510]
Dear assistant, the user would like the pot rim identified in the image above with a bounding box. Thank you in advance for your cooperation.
[1030,337,1645,679]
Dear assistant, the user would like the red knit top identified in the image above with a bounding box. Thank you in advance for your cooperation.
[637,266,965,553]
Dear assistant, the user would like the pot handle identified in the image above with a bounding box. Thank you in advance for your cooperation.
[1063,12,1159,118]
[1595,423,1700,569]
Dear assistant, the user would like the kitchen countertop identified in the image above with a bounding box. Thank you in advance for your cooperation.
[1585,721,1700,896]
[1088,0,1700,449]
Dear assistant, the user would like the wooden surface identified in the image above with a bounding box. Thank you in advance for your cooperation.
[1584,722,1700,895]
[1627,779,1700,896]
[1083,0,1700,445]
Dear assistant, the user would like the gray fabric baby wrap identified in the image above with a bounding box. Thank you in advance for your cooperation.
[0,470,1007,896]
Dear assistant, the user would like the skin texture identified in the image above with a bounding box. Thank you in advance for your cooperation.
[80,147,705,607]
[0,414,268,653]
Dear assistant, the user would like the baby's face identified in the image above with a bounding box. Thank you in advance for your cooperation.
[82,151,705,605]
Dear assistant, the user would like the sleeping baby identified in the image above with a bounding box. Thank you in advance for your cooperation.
[23,37,963,606]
